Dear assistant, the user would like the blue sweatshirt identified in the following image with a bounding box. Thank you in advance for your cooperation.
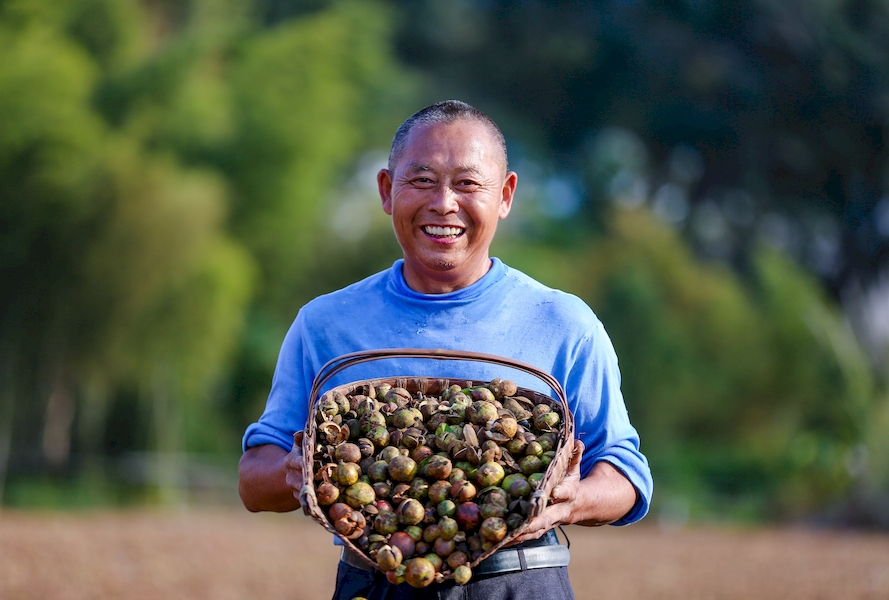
[243,258,652,525]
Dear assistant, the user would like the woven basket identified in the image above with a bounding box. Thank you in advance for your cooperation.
[299,348,576,577]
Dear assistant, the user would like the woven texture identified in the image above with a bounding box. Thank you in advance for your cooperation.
[299,348,576,578]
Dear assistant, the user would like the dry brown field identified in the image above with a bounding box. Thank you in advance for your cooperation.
[2,508,888,599]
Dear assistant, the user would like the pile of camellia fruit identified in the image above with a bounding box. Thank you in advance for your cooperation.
[308,378,564,588]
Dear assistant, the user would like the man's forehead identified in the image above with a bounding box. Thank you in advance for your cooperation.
[398,120,506,173]
[402,159,484,174]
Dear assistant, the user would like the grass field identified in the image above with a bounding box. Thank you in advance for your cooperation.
[2,509,888,599]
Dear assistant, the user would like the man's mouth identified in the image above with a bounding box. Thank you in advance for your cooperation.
[423,225,464,238]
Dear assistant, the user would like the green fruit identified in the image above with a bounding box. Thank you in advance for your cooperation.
[428,480,452,505]
[475,461,505,487]
[519,455,543,476]
[344,481,375,508]
[502,473,532,498]
[337,462,361,486]
[437,499,456,518]
[454,564,472,585]
[404,557,436,588]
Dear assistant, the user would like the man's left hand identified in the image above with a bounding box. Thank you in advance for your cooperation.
[509,439,585,544]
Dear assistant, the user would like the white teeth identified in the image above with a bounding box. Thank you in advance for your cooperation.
[424,226,463,237]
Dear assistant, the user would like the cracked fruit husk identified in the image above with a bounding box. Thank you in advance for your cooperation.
[308,375,568,587]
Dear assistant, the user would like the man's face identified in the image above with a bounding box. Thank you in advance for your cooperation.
[377,119,517,294]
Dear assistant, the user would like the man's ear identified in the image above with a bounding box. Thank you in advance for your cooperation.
[499,171,518,219]
[378,169,393,215]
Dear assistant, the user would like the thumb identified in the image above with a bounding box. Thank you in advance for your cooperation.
[551,440,585,501]
[293,430,304,450]
[568,439,584,471]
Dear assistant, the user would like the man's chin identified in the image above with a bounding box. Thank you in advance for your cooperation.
[429,258,456,270]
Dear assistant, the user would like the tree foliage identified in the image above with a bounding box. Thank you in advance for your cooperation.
[500,208,879,521]
[0,0,415,505]
[1,0,886,525]
[391,0,889,296]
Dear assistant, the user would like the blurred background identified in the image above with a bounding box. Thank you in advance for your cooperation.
[2,0,888,531]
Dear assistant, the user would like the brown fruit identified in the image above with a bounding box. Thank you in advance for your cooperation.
[449,479,477,503]
[480,502,506,520]
[433,536,455,557]
[372,481,391,499]
[425,454,453,480]
[397,498,425,526]
[367,460,389,482]
[424,553,444,572]
[373,510,399,535]
[389,531,416,559]
[428,480,452,505]
[447,550,468,569]
[316,481,340,506]
[392,408,416,429]
[376,544,403,571]
[366,426,390,449]
[408,477,429,501]
[334,442,362,463]
[422,524,441,543]
[411,445,434,463]
[468,401,498,425]
[388,455,417,482]
[327,502,352,522]
[502,473,532,498]
[480,517,508,542]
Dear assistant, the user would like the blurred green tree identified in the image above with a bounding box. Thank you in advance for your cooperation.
[502,208,876,521]
[0,0,417,505]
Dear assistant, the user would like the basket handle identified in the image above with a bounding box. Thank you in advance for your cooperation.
[308,347,567,408]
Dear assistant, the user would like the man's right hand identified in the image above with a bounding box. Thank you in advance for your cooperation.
[238,434,305,513]
[284,431,306,498]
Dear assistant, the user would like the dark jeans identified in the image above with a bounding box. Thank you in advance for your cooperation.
[331,561,576,600]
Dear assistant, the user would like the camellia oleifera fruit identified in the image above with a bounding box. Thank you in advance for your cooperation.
[311,378,565,587]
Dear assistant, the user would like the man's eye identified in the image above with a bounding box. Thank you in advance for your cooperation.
[457,180,479,187]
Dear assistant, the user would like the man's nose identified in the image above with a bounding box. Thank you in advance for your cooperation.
[428,185,460,214]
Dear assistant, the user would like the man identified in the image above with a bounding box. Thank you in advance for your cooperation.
[239,100,653,599]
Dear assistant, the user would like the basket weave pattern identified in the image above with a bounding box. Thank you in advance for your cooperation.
[299,348,576,577]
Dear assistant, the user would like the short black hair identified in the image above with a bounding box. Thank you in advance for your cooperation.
[388,100,508,172]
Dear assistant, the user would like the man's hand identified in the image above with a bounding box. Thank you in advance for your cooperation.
[509,439,585,544]
[238,433,306,513]
[285,431,305,498]
[509,439,639,544]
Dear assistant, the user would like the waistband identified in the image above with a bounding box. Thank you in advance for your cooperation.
[339,529,569,577]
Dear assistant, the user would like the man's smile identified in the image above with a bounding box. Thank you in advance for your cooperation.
[422,225,465,239]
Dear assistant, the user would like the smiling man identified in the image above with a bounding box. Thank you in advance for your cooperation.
[378,112,516,294]
[238,101,653,600]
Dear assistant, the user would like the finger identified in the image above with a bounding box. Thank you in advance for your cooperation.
[509,518,548,545]
[513,504,571,544]
[285,446,302,464]
[569,439,584,470]
[292,430,304,448]
[551,440,585,501]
